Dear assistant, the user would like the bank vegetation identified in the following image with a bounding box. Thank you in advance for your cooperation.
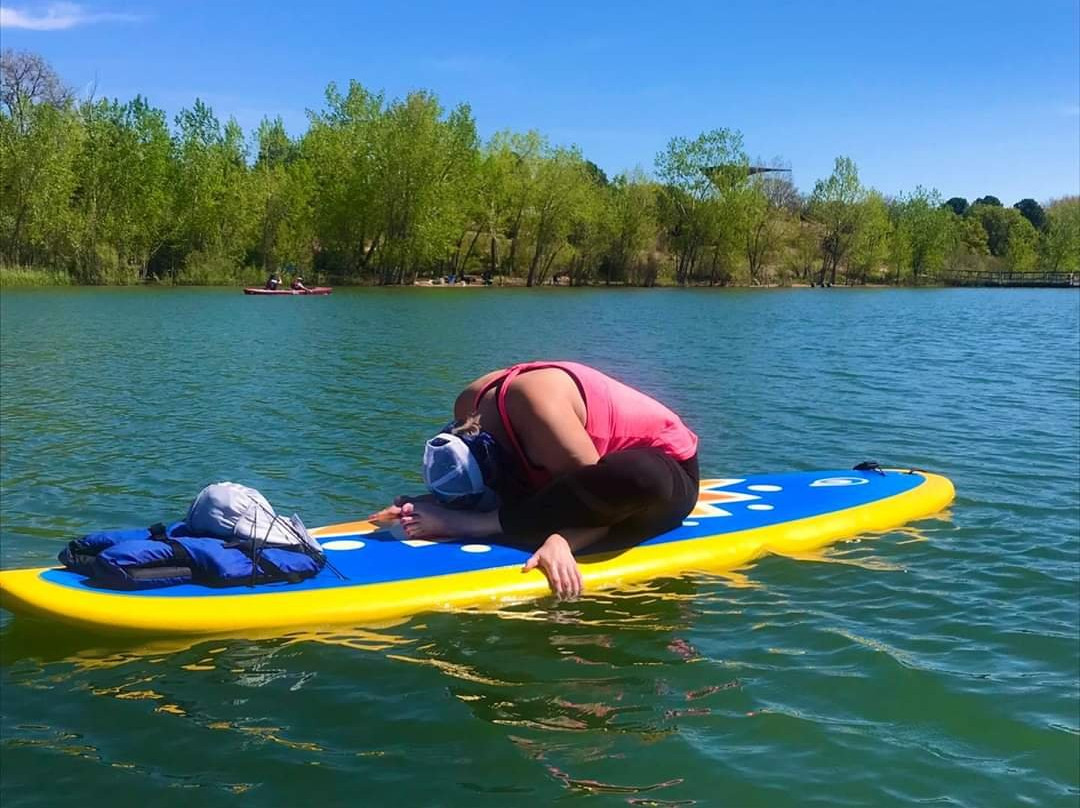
[2,50,1077,288]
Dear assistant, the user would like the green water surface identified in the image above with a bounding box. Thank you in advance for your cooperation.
[1,287,1077,807]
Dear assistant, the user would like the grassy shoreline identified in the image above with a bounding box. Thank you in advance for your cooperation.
[0,267,884,290]
[0,267,76,288]
[4,265,1071,290]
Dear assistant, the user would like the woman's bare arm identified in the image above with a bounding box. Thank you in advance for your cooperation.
[503,372,599,475]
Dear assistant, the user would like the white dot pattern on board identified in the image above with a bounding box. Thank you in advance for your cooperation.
[402,539,436,547]
[461,544,491,553]
[322,540,366,551]
[810,477,869,487]
[747,484,782,492]
[747,504,774,511]
[682,520,699,527]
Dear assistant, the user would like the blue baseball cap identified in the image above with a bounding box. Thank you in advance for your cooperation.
[422,423,500,509]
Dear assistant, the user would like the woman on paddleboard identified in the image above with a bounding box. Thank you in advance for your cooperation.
[372,361,699,599]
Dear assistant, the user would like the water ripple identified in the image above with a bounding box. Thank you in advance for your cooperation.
[1,288,1078,806]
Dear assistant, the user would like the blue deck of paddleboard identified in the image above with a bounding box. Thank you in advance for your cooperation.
[39,470,924,596]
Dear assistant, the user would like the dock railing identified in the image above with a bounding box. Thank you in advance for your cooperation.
[942,269,1079,288]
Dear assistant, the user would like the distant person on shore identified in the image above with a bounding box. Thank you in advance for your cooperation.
[291,275,308,291]
[265,272,282,290]
[369,361,699,599]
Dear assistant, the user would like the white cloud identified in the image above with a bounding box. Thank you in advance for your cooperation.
[0,2,139,30]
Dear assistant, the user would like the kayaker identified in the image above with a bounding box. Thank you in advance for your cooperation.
[370,361,699,599]
[291,275,308,291]
[265,271,282,290]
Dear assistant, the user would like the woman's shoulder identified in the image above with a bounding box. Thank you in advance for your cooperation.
[457,363,583,416]
[503,368,581,416]
[455,368,508,418]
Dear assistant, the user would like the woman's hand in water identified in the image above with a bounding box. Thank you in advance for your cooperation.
[522,534,583,599]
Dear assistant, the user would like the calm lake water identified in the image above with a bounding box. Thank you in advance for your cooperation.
[1,287,1078,807]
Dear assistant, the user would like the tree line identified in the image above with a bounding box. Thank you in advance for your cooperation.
[2,50,1077,287]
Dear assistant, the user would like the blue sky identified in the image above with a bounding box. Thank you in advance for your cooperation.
[2,0,1078,204]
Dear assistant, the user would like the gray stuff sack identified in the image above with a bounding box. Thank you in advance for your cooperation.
[186,482,323,558]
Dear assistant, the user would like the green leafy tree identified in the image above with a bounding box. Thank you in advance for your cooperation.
[488,129,545,277]
[943,213,991,273]
[523,146,591,287]
[0,96,82,266]
[252,117,313,273]
[0,50,81,267]
[849,191,892,284]
[74,96,173,281]
[2,48,1071,290]
[171,100,257,277]
[957,215,989,255]
[371,91,478,284]
[655,128,749,285]
[970,203,1012,256]
[1005,214,1039,271]
[888,215,912,285]
[943,197,969,216]
[808,156,866,284]
[1012,198,1046,231]
[785,221,821,284]
[564,176,610,286]
[741,181,780,284]
[444,154,486,279]
[707,162,761,286]
[471,145,513,277]
[968,205,1041,269]
[893,187,952,283]
[600,169,657,285]
[1041,197,1080,272]
[743,166,799,284]
[583,159,608,187]
[303,81,386,276]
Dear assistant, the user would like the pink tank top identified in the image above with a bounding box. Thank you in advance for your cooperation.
[475,361,699,488]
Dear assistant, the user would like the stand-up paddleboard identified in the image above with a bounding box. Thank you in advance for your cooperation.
[0,469,953,636]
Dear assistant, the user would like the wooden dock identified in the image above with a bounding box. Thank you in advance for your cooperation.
[943,270,1079,288]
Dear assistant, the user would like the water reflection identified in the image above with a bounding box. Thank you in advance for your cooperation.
[0,509,1072,805]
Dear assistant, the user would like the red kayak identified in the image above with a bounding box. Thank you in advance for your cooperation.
[243,287,333,296]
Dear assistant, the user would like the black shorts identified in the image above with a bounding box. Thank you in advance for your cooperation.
[498,448,700,548]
